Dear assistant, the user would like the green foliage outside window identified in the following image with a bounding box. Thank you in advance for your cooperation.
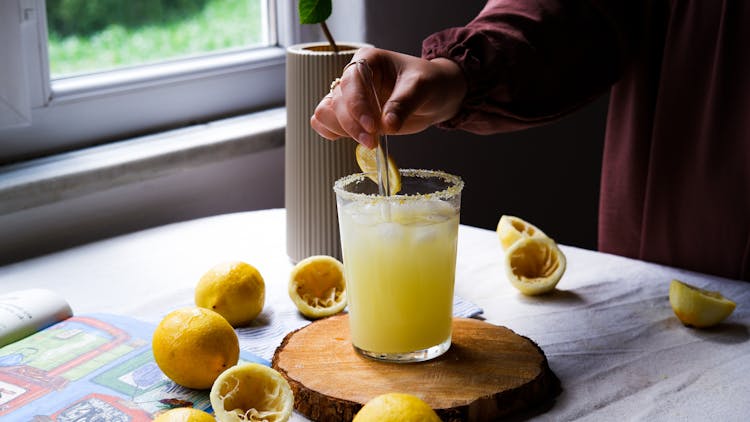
[46,0,262,77]
[46,0,211,37]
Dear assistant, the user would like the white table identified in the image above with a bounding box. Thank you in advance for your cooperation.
[1,209,748,420]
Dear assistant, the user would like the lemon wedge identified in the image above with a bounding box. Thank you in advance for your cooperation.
[505,236,566,295]
[355,143,401,195]
[289,255,347,319]
[497,215,546,251]
[669,279,736,328]
[210,363,293,422]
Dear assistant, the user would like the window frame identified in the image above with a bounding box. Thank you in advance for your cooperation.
[0,0,306,164]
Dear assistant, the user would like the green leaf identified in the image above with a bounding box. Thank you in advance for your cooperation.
[298,0,332,24]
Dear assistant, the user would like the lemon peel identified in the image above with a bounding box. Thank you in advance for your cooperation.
[505,236,566,295]
[289,255,347,319]
[497,215,547,251]
[669,279,736,328]
[353,393,441,422]
[355,143,402,195]
[210,363,293,422]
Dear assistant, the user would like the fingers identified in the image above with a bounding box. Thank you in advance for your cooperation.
[310,52,383,148]
[310,101,340,141]
[310,48,457,144]
[310,87,377,148]
[336,68,379,147]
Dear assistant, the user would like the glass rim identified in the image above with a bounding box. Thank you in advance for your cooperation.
[333,168,464,202]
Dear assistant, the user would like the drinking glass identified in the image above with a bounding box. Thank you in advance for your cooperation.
[334,169,463,362]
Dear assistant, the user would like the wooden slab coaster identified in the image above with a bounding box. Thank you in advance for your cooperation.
[271,314,560,421]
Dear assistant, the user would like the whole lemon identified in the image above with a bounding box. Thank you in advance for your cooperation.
[152,407,215,422]
[152,307,239,389]
[353,393,441,422]
[195,261,265,327]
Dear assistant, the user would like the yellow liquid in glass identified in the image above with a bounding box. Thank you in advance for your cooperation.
[339,200,459,354]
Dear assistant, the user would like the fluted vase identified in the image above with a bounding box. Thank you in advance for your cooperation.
[285,42,372,262]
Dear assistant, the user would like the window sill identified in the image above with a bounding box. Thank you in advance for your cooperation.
[0,107,286,216]
[52,47,286,103]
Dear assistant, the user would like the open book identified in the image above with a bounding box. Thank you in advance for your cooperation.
[0,289,266,421]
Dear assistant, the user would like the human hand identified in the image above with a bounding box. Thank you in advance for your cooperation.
[310,47,467,148]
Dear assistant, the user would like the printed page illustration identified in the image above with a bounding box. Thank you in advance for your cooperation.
[0,314,266,420]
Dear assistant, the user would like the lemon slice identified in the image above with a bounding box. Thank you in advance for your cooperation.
[505,236,566,295]
[153,408,215,422]
[210,363,293,422]
[355,143,401,195]
[497,215,546,251]
[353,393,441,422]
[289,255,347,319]
[669,279,736,328]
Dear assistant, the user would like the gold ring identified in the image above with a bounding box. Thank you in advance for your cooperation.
[329,77,342,94]
[342,58,366,74]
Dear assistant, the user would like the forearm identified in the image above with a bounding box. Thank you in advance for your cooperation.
[422,0,637,134]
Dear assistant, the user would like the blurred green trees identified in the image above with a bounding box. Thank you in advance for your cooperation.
[46,0,262,77]
[46,0,210,37]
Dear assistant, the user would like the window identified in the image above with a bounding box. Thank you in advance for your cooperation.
[46,0,268,77]
[0,0,303,164]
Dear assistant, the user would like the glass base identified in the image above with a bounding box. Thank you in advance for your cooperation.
[353,337,451,363]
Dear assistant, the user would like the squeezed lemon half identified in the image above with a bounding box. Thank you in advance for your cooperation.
[152,407,215,422]
[355,143,401,195]
[498,215,566,295]
[195,261,265,327]
[152,307,239,390]
[289,255,347,319]
[669,279,736,328]
[353,393,441,422]
[209,363,293,422]
[505,236,566,296]
[497,215,547,251]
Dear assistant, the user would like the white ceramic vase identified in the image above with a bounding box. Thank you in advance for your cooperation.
[285,42,372,263]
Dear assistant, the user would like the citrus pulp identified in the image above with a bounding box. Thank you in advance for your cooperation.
[209,363,293,422]
[289,255,347,319]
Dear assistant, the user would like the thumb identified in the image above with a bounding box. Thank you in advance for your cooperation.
[381,78,426,134]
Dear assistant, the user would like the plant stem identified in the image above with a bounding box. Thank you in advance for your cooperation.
[320,21,339,53]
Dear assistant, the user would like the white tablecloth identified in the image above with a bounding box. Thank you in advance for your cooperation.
[1,209,748,421]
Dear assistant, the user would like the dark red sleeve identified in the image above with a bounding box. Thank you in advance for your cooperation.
[422,0,641,134]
